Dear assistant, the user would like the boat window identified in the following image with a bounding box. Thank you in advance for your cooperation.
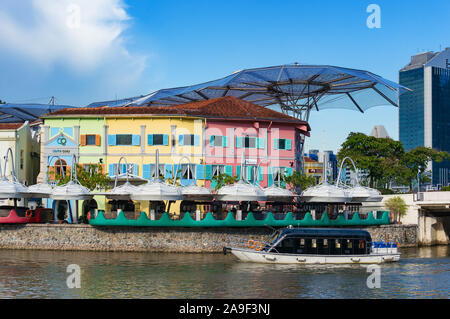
[312,239,317,248]
[359,240,365,249]
[347,240,352,249]
[300,238,305,246]
[323,239,328,248]
[336,240,341,249]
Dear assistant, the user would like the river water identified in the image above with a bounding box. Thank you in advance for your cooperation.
[0,246,448,299]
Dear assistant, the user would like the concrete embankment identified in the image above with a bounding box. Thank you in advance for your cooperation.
[0,224,419,252]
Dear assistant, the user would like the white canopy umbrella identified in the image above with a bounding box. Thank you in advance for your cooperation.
[0,148,31,199]
[50,155,93,201]
[215,154,267,202]
[300,154,351,203]
[130,150,182,201]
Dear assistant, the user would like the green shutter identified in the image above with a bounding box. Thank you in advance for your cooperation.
[285,139,292,150]
[268,167,274,186]
[209,135,215,146]
[205,165,213,180]
[258,166,264,185]
[223,136,228,147]
[273,138,279,150]
[224,165,233,176]
[236,137,242,148]
[257,138,265,149]
[236,165,241,179]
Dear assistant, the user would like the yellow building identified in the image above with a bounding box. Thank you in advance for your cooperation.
[304,157,323,184]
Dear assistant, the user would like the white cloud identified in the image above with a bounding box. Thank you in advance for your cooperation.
[0,0,147,73]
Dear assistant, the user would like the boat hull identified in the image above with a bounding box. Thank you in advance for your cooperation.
[227,247,400,264]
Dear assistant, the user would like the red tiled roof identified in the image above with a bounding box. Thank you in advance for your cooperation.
[0,123,24,130]
[43,96,309,127]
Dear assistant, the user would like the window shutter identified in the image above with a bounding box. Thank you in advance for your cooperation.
[236,137,242,148]
[223,136,228,147]
[286,167,293,177]
[194,135,200,146]
[285,139,292,150]
[236,165,241,179]
[108,164,115,177]
[225,165,233,176]
[247,166,253,181]
[132,135,141,146]
[147,134,153,146]
[133,164,138,175]
[258,166,264,184]
[196,165,205,180]
[107,135,116,146]
[268,167,274,186]
[209,135,215,146]
[163,134,169,146]
[257,138,264,149]
[80,135,86,146]
[143,164,151,179]
[178,135,184,146]
[95,135,101,146]
[205,165,213,180]
[273,139,279,150]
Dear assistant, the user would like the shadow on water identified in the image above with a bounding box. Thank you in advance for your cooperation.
[0,246,448,299]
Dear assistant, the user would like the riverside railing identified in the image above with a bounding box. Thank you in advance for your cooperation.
[88,211,392,227]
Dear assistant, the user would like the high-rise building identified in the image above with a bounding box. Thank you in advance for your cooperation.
[399,48,450,187]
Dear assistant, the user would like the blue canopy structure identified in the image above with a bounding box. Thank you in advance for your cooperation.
[0,103,76,123]
[123,64,411,122]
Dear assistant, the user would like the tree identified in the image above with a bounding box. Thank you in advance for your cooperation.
[399,147,450,191]
[54,163,110,191]
[385,196,407,223]
[337,132,405,188]
[284,171,316,192]
[0,99,5,104]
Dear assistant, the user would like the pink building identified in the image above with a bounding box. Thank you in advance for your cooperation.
[201,96,310,188]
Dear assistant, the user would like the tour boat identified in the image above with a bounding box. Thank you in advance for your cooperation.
[223,227,400,264]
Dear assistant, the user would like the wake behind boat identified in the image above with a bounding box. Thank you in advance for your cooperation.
[223,227,400,264]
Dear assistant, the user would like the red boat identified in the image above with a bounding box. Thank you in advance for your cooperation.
[0,206,51,224]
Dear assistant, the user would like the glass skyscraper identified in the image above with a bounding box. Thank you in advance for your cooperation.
[399,48,450,187]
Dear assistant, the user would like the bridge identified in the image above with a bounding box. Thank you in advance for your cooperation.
[414,191,450,246]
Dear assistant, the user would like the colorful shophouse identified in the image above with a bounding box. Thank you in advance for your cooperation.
[41,96,309,222]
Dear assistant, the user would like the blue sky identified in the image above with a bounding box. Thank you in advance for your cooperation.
[0,0,448,152]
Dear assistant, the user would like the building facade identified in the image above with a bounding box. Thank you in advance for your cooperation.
[399,48,450,187]
[42,96,310,220]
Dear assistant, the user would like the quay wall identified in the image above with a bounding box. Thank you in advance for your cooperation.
[0,224,419,253]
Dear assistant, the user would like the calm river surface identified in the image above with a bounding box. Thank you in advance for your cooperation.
[0,246,448,299]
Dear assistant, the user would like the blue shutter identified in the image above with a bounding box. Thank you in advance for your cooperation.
[165,164,172,179]
[121,164,127,174]
[225,165,233,176]
[223,136,228,147]
[178,135,184,146]
[273,138,279,150]
[257,138,265,149]
[209,135,215,146]
[247,166,253,181]
[132,135,140,146]
[163,134,169,146]
[205,165,213,180]
[108,164,115,177]
[194,135,200,146]
[285,139,292,150]
[196,165,205,180]
[133,164,138,175]
[286,167,293,177]
[258,166,264,184]
[143,164,151,179]
[268,167,274,186]
[147,134,153,145]
[236,166,241,179]
[107,135,116,146]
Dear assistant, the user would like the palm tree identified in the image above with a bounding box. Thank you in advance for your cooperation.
[384,196,407,223]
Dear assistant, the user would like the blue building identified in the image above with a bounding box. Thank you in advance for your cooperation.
[399,48,450,187]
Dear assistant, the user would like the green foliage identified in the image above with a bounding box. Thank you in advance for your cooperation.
[54,163,110,191]
[284,171,316,191]
[338,132,450,192]
[384,196,408,223]
[442,186,450,191]
[211,173,239,190]
[0,99,5,104]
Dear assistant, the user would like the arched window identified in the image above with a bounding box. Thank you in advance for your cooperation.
[55,159,68,177]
